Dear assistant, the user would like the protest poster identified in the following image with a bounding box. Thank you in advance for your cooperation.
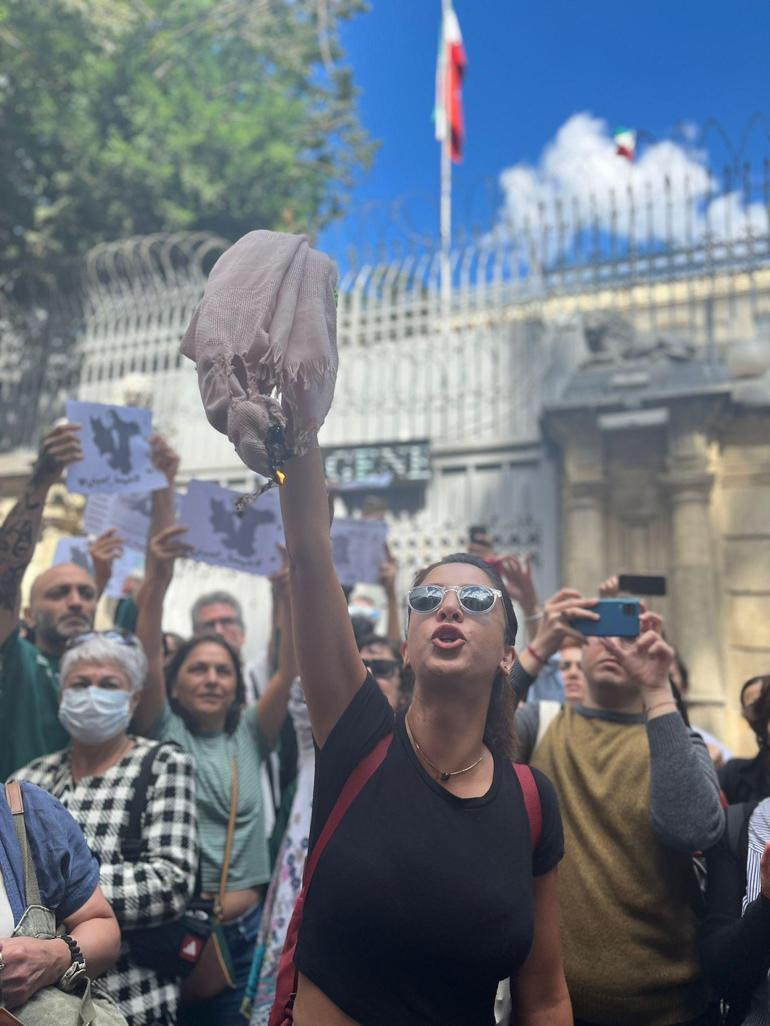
[52,537,94,574]
[84,491,181,553]
[104,548,144,600]
[178,480,284,577]
[65,400,166,495]
[53,536,144,601]
[331,518,388,586]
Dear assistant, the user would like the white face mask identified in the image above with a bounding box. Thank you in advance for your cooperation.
[59,687,133,745]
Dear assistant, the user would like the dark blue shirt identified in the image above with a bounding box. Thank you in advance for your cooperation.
[0,781,100,925]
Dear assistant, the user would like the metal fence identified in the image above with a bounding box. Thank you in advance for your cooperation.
[2,152,770,453]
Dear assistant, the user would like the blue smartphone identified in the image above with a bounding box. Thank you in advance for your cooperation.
[570,598,641,638]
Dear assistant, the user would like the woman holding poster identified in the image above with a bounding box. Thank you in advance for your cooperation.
[131,440,298,1026]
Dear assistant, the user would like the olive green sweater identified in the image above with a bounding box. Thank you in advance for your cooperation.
[526,702,722,1025]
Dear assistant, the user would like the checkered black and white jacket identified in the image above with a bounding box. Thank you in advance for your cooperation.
[17,736,198,1026]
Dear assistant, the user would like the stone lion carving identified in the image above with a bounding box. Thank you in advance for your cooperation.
[583,312,696,363]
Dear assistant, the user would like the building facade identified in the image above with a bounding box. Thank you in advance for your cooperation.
[3,170,770,752]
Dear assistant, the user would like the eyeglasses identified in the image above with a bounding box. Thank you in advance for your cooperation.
[65,629,140,651]
[407,584,503,617]
[363,658,400,679]
[198,616,243,631]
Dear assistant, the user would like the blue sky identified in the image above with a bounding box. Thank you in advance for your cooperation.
[320,0,770,257]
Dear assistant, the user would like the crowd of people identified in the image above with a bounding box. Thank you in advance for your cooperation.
[0,417,768,1026]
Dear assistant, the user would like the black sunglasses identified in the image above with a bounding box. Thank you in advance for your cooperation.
[363,658,400,679]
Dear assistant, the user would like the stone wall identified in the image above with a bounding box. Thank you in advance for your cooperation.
[549,394,770,756]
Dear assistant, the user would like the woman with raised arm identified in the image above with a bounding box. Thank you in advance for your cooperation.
[132,439,298,1026]
[272,445,570,1026]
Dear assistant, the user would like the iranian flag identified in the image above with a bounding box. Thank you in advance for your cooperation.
[435,5,467,163]
[614,127,637,162]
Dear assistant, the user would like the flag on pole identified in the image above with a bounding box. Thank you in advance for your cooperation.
[614,127,637,162]
[435,5,467,163]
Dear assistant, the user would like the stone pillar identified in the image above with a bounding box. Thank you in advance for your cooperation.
[557,414,606,595]
[661,405,723,727]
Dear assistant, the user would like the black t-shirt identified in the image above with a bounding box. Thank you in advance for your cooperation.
[296,676,564,1026]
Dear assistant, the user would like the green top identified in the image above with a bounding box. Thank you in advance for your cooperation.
[0,631,68,782]
[151,703,270,893]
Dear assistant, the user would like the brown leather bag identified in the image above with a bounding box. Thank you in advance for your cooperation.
[180,759,239,1004]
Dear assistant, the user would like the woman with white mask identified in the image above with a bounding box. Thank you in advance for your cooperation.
[16,630,199,1026]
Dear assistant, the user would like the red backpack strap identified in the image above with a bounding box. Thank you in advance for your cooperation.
[513,763,542,852]
[269,731,394,1026]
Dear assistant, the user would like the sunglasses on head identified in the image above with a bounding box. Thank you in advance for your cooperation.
[363,658,400,679]
[65,629,140,651]
[407,584,503,617]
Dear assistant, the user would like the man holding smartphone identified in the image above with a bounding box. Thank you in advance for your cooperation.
[512,589,724,1026]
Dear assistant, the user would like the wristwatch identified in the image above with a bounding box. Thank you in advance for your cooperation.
[58,934,88,993]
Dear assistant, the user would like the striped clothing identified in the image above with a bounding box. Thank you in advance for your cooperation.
[742,798,770,1024]
[17,738,198,1026]
[151,703,270,893]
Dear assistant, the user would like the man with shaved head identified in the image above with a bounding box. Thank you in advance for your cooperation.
[0,422,95,779]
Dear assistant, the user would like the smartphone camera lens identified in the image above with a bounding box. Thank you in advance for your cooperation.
[622,603,636,615]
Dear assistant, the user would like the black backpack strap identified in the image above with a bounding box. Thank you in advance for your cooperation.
[121,742,172,861]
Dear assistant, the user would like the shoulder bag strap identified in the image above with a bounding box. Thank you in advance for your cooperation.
[120,742,165,861]
[269,732,393,1026]
[512,763,542,852]
[303,732,393,884]
[217,757,239,917]
[4,782,42,907]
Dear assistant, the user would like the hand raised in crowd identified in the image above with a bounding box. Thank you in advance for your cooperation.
[150,433,180,486]
[270,545,291,604]
[29,423,83,489]
[598,574,619,598]
[89,528,125,597]
[0,935,68,1009]
[532,588,598,659]
[603,610,675,706]
[378,545,398,597]
[147,524,192,581]
[497,553,539,618]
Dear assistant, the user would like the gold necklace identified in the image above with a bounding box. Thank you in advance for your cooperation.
[404,712,486,783]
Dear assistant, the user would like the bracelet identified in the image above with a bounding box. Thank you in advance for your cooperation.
[645,699,678,717]
[59,933,83,966]
[525,644,547,667]
[524,610,543,623]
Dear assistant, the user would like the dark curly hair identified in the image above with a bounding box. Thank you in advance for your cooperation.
[411,553,518,759]
[164,633,246,735]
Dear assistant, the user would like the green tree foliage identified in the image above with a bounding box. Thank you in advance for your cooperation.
[0,0,374,292]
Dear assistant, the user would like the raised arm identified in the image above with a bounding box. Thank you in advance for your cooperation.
[279,445,365,746]
[0,424,82,645]
[604,614,724,852]
[379,546,402,646]
[255,554,298,750]
[89,528,125,600]
[133,434,186,736]
[133,525,190,736]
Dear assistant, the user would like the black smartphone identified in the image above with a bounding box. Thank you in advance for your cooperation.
[618,574,667,597]
[469,525,489,545]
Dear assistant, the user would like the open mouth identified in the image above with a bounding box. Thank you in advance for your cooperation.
[431,625,466,650]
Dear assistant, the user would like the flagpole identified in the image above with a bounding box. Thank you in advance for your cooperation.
[440,0,452,316]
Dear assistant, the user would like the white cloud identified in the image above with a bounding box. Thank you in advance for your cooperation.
[496,113,765,258]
